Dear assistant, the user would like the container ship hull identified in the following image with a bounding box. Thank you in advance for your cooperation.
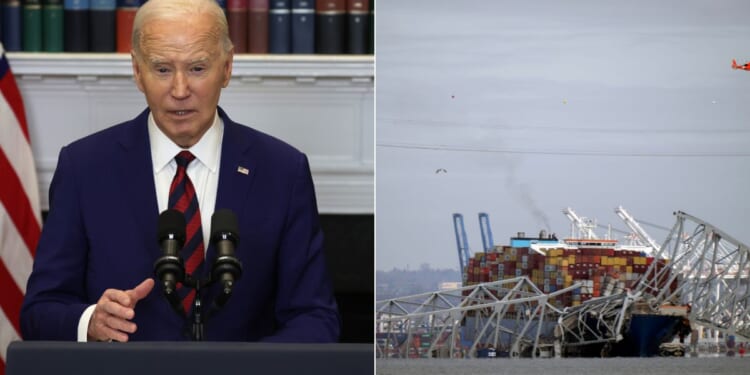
[463,234,682,357]
[560,313,684,357]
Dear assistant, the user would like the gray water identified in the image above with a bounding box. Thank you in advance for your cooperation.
[377,357,750,375]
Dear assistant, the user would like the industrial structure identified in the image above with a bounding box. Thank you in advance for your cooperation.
[376,209,750,358]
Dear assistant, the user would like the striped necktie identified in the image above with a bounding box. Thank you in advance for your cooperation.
[168,151,204,313]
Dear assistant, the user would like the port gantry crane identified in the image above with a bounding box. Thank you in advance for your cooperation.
[453,213,496,281]
[478,212,495,253]
[452,214,472,281]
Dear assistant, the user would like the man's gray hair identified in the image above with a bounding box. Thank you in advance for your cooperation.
[132,0,233,56]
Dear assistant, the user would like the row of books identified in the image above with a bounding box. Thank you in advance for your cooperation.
[0,0,373,54]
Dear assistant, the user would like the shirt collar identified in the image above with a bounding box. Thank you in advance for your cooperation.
[149,111,223,174]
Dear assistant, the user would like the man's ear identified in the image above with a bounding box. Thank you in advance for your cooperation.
[131,52,145,93]
[222,48,234,88]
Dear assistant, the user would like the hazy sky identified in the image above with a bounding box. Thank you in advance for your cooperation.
[376,0,750,272]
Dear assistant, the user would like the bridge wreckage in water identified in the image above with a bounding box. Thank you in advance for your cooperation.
[376,211,750,358]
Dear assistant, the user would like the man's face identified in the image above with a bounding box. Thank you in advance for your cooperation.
[132,13,233,148]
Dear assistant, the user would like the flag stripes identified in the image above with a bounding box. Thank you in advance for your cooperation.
[0,45,41,375]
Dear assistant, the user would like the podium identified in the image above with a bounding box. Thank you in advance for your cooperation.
[6,341,373,375]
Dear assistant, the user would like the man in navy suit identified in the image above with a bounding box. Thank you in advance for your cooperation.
[20,0,339,342]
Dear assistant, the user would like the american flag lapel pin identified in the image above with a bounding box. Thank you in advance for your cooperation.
[237,166,250,175]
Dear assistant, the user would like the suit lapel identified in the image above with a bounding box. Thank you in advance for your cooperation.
[118,109,160,255]
[210,109,257,259]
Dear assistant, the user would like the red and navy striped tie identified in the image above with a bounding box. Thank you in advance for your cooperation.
[168,151,204,313]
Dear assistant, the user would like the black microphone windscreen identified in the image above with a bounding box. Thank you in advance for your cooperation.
[211,208,239,240]
[158,209,186,241]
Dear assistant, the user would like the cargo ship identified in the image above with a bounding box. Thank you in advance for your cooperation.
[462,232,686,357]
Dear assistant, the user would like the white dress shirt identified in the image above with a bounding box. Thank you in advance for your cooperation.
[77,111,224,341]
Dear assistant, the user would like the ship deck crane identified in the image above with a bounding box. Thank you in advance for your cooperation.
[563,207,598,239]
[614,205,660,256]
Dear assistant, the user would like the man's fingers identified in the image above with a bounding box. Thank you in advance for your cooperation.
[88,279,153,341]
[128,278,155,305]
[100,298,135,320]
[103,288,133,307]
[103,314,137,334]
[93,322,129,342]
[89,308,132,342]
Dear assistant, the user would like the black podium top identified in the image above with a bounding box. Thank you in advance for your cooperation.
[6,341,374,375]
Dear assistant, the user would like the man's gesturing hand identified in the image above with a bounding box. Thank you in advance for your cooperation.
[87,278,155,342]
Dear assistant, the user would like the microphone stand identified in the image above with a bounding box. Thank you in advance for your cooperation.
[192,281,203,341]
[183,274,212,341]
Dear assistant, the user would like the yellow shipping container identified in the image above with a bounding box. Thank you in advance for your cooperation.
[568,255,576,264]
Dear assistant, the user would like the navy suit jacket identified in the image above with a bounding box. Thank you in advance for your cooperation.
[21,107,340,342]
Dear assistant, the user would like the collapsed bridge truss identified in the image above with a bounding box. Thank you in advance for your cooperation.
[377,211,750,358]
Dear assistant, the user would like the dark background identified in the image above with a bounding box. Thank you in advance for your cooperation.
[320,214,373,343]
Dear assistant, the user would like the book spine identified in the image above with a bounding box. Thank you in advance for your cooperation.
[315,0,344,54]
[247,0,268,53]
[345,0,367,54]
[90,0,116,52]
[23,0,44,51]
[290,0,313,54]
[268,0,290,53]
[64,0,89,51]
[227,0,248,53]
[115,0,139,53]
[367,0,372,54]
[2,0,22,51]
[42,0,64,51]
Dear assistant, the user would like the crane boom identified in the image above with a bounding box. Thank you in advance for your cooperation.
[478,212,494,253]
[614,206,659,255]
[452,213,471,279]
[562,207,598,239]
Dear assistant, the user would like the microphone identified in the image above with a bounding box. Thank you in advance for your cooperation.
[210,209,243,307]
[154,209,186,300]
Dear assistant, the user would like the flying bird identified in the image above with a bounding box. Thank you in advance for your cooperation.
[732,59,750,71]
[435,168,447,174]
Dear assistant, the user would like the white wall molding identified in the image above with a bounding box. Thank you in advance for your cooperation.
[7,53,374,214]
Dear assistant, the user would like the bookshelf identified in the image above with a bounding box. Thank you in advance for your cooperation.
[7,53,374,214]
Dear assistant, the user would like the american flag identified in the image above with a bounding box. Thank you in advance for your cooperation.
[0,44,41,374]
